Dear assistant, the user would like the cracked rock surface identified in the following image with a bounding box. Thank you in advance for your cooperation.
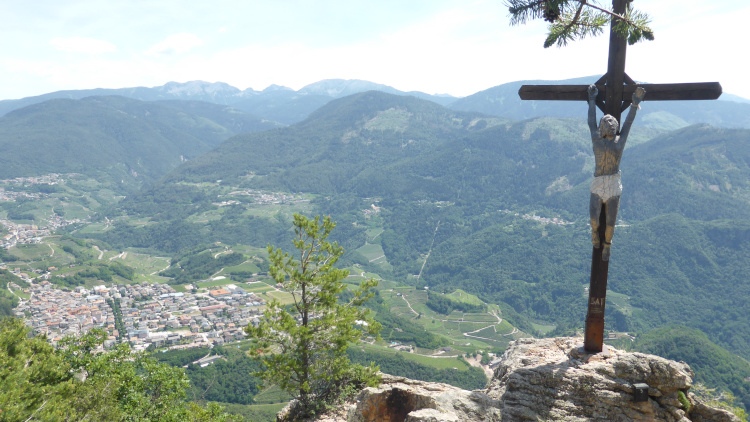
[487,337,739,422]
[305,337,739,422]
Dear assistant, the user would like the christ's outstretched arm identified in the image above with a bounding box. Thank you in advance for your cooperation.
[587,84,599,136]
[617,87,646,148]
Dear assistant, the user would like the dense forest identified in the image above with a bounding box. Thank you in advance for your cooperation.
[0,270,21,316]
[0,318,239,421]
[426,291,486,315]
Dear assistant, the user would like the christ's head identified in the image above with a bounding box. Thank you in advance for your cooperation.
[599,115,619,141]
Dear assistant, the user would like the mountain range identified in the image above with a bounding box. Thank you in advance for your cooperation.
[2,78,750,408]
[3,77,750,128]
[0,79,455,126]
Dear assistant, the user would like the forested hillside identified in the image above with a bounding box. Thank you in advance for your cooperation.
[95,91,750,370]
[0,96,278,190]
[634,326,750,410]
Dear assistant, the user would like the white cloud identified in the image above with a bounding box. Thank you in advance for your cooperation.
[146,33,204,57]
[49,37,117,54]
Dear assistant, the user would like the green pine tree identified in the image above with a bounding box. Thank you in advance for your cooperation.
[245,214,381,420]
[0,318,240,421]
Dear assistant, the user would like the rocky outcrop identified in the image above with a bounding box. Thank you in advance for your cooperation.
[304,373,500,422]
[307,337,740,422]
[487,337,739,421]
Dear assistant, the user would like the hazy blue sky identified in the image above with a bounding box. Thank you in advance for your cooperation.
[2,1,747,100]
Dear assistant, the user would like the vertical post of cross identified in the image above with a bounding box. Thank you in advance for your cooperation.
[583,0,629,353]
[605,0,629,121]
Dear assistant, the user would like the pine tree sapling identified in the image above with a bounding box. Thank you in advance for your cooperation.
[245,214,380,418]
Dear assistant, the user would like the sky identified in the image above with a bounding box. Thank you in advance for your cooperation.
[1,0,748,101]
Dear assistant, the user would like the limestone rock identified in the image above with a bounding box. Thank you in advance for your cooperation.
[305,374,500,422]
[307,337,740,422]
[487,337,740,422]
[348,374,501,421]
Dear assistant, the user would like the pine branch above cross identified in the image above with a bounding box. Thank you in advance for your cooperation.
[505,0,654,48]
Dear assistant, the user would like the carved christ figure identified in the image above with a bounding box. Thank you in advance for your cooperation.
[587,84,646,261]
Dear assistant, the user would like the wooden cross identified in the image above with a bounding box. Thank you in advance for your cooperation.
[517,0,722,353]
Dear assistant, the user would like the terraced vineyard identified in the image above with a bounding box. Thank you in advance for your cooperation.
[379,286,525,353]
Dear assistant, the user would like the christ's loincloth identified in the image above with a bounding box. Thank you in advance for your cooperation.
[590,173,622,202]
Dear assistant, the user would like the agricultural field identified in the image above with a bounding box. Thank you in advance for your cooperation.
[530,321,557,335]
[9,243,58,262]
[196,278,236,289]
[378,286,524,353]
[251,385,292,404]
[185,208,224,224]
[354,343,474,371]
[241,281,276,294]
[365,227,384,242]
[607,291,635,317]
[264,289,296,306]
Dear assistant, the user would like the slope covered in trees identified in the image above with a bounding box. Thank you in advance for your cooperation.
[0,270,22,317]
[634,326,750,409]
[0,96,278,191]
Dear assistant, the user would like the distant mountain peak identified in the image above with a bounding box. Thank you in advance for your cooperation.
[158,81,241,97]
[262,84,294,92]
[299,79,401,98]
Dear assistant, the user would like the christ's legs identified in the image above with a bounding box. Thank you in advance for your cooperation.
[602,196,620,261]
[589,193,603,248]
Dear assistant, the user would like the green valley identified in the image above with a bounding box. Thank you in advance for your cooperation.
[2,87,750,414]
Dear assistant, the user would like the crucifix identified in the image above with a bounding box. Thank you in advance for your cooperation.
[517,0,722,353]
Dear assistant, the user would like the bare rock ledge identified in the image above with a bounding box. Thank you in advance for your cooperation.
[298,337,739,422]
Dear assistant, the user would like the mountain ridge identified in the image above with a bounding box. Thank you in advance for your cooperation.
[4,77,747,127]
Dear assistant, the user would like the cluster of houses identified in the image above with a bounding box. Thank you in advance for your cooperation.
[16,280,267,351]
[117,282,265,351]
[520,213,573,226]
[1,213,84,249]
[226,189,308,205]
[0,173,65,186]
[0,173,86,248]
[0,174,83,249]
[362,203,382,218]
[1,222,49,248]
[498,209,574,227]
[0,173,62,203]
[16,280,115,345]
[0,188,44,202]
